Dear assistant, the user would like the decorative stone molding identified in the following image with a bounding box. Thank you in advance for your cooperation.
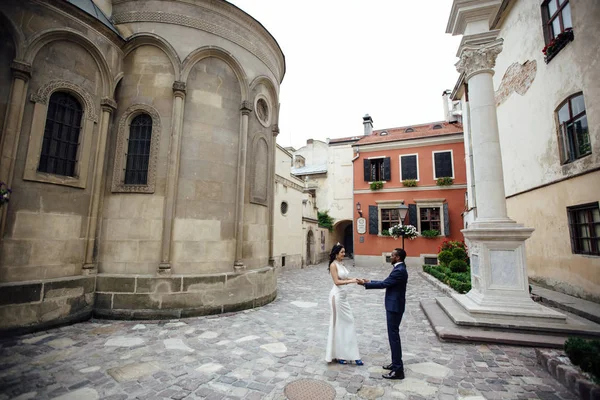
[275,175,303,192]
[112,11,282,79]
[272,124,280,137]
[30,80,98,122]
[172,80,186,97]
[240,100,253,115]
[100,97,117,111]
[456,39,503,80]
[111,104,161,193]
[10,61,32,81]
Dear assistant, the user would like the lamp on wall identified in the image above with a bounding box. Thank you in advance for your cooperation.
[356,202,362,217]
[398,203,409,248]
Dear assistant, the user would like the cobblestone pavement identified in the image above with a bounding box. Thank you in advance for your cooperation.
[0,262,575,400]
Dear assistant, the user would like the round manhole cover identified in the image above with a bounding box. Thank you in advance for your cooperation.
[284,378,336,400]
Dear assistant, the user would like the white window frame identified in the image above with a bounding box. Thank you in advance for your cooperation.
[399,153,419,182]
[415,199,446,235]
[367,156,387,183]
[432,150,455,179]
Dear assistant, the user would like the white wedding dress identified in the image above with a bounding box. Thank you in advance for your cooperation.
[325,260,361,362]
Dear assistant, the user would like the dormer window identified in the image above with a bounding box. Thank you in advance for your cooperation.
[405,127,414,133]
[433,124,443,130]
[380,131,388,136]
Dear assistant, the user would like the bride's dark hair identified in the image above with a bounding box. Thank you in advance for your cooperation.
[328,244,344,271]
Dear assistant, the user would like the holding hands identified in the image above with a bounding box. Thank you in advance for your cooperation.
[356,278,370,286]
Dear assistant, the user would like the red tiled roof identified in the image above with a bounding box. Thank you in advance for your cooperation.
[355,121,463,145]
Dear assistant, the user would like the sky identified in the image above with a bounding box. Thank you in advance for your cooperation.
[227,0,463,150]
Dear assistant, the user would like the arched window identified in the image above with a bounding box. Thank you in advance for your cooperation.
[124,114,153,185]
[38,92,83,177]
[405,127,415,133]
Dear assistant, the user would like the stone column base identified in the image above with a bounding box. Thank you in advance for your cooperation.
[458,222,566,322]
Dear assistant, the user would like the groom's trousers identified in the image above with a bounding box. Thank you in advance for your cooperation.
[386,310,404,371]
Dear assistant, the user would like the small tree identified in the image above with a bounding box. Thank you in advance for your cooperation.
[317,210,334,232]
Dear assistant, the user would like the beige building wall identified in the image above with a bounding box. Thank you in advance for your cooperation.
[273,146,304,268]
[491,0,600,301]
[507,172,600,302]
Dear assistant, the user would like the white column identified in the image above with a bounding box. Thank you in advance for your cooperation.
[159,81,186,274]
[452,41,564,321]
[234,101,252,271]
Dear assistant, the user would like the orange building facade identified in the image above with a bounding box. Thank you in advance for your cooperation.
[352,121,467,266]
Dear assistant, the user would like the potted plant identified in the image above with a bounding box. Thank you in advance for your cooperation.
[402,179,417,187]
[389,224,418,240]
[421,229,440,238]
[542,28,574,63]
[370,181,384,190]
[0,181,11,208]
[436,177,453,186]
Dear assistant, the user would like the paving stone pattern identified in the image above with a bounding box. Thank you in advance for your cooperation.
[0,263,575,399]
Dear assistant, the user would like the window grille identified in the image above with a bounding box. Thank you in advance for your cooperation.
[124,114,153,185]
[38,92,82,177]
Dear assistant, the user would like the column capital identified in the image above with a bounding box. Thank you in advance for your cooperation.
[10,60,32,81]
[100,97,117,112]
[456,39,503,80]
[240,100,253,115]
[271,124,280,137]
[172,81,186,97]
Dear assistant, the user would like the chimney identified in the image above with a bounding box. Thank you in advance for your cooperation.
[294,155,305,168]
[307,139,313,145]
[442,90,451,122]
[363,114,373,136]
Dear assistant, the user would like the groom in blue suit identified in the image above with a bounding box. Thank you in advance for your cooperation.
[358,248,408,380]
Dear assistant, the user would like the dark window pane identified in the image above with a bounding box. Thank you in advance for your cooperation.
[434,152,453,178]
[124,113,153,185]
[401,155,417,180]
[38,92,82,177]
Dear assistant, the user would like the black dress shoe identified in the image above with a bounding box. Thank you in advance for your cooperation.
[383,363,394,370]
[382,369,405,380]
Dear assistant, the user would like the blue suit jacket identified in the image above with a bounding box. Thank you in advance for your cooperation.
[364,262,408,313]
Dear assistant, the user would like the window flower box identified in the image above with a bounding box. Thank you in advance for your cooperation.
[543,28,574,64]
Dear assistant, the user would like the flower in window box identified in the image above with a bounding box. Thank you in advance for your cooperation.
[370,181,384,190]
[542,28,574,62]
[0,182,12,206]
[389,224,419,240]
[436,177,454,186]
[421,229,440,238]
[402,179,417,187]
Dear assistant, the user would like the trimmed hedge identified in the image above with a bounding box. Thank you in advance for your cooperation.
[438,250,454,265]
[423,265,471,294]
[449,259,468,273]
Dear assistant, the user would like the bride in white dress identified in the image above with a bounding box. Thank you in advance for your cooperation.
[325,244,363,365]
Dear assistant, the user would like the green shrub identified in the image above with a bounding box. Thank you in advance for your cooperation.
[448,279,471,294]
[436,177,454,186]
[421,229,440,238]
[402,179,417,187]
[448,271,470,282]
[564,337,600,382]
[449,259,468,273]
[439,240,467,253]
[370,181,384,190]
[317,210,334,232]
[381,229,391,236]
[452,247,467,261]
[438,250,454,266]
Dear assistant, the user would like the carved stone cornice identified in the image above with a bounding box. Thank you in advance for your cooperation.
[30,80,98,122]
[275,175,303,192]
[456,39,503,80]
[240,101,253,115]
[10,61,32,81]
[272,124,280,137]
[172,81,186,97]
[101,97,117,112]
[112,10,283,80]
